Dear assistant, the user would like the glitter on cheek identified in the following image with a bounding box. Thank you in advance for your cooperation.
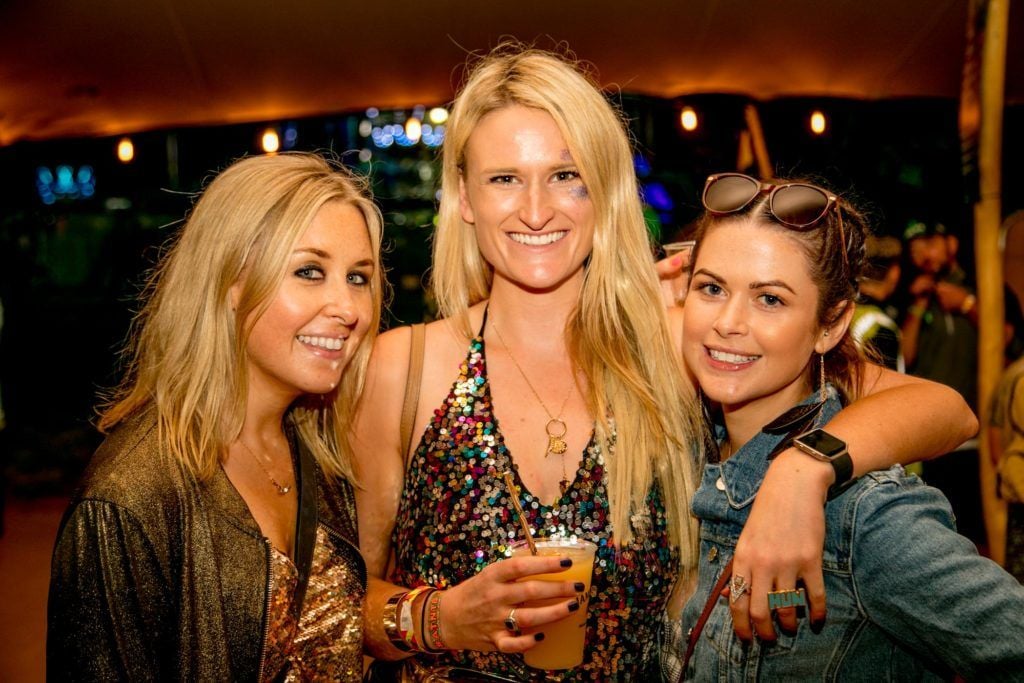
[570,185,589,201]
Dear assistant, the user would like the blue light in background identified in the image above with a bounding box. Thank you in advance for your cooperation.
[634,154,652,178]
[35,164,97,204]
[642,181,674,211]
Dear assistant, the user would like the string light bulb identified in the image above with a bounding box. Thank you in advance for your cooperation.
[680,106,698,132]
[261,128,280,154]
[810,110,827,135]
[117,137,134,163]
[428,107,449,124]
[405,117,422,143]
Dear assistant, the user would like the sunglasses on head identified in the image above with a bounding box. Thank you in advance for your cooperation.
[702,173,839,229]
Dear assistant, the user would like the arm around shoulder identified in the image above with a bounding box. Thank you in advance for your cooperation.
[829,364,978,476]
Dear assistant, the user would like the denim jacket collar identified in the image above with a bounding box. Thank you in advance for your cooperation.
[714,385,843,509]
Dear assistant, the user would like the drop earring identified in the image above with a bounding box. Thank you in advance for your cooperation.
[819,353,827,403]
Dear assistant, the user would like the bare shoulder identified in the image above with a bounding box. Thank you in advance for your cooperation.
[416,315,478,423]
[356,327,414,455]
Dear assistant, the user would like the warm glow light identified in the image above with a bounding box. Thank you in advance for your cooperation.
[261,128,280,154]
[680,106,698,132]
[428,107,449,124]
[810,111,827,135]
[405,118,422,143]
[117,137,134,163]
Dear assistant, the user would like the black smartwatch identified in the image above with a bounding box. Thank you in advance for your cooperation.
[792,429,855,499]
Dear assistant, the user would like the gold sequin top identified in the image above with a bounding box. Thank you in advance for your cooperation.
[262,527,365,682]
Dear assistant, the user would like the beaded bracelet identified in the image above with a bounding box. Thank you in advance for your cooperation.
[383,591,412,652]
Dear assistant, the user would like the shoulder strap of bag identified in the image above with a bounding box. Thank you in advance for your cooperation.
[679,558,733,682]
[399,323,426,464]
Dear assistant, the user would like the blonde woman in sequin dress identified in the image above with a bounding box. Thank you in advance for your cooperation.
[355,44,976,680]
[48,153,384,681]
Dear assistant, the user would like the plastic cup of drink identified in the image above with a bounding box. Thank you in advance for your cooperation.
[661,240,696,303]
[510,537,597,670]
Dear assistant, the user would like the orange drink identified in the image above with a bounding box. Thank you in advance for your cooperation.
[511,538,597,670]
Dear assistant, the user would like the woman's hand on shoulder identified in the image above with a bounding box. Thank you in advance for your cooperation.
[655,252,690,309]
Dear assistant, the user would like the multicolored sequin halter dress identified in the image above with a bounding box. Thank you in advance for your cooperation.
[391,316,680,681]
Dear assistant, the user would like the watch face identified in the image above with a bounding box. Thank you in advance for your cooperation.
[797,429,846,457]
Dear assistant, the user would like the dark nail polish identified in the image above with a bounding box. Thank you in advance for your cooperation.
[534,632,545,642]
[811,617,826,634]
[567,600,580,612]
[574,582,585,592]
[560,558,573,568]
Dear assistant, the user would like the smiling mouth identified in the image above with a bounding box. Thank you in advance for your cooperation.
[708,348,759,364]
[508,230,567,246]
[297,334,345,351]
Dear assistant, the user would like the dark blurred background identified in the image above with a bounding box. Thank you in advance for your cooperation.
[0,0,1022,496]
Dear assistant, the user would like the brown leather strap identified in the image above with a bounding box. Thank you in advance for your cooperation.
[680,558,733,681]
[399,323,425,464]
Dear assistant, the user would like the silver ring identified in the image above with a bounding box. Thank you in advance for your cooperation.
[729,574,750,604]
[504,607,521,636]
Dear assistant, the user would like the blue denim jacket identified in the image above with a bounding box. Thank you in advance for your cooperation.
[665,387,1024,682]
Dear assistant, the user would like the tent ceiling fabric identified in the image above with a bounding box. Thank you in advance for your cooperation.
[1,0,1020,145]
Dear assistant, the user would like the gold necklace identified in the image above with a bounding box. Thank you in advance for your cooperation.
[238,438,293,495]
[491,320,576,495]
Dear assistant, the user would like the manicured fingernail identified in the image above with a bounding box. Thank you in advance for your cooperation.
[574,582,585,592]
[560,558,573,568]
[534,632,545,641]
[811,617,826,634]
[567,600,580,612]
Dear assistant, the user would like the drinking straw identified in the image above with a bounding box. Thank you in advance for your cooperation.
[502,471,537,555]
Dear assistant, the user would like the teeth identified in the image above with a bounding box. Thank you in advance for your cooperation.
[709,349,758,364]
[509,231,567,246]
[297,335,344,351]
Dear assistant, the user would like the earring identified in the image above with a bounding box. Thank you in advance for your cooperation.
[819,353,827,403]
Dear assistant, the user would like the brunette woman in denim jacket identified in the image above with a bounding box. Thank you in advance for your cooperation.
[663,173,1024,682]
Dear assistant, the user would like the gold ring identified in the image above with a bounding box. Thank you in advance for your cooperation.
[729,574,750,604]
[767,588,807,611]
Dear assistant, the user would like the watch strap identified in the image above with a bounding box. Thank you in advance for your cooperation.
[826,451,855,499]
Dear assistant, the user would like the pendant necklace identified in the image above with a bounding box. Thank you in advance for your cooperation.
[238,438,294,495]
[492,320,576,495]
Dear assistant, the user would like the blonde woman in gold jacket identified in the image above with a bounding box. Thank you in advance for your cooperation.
[48,153,385,681]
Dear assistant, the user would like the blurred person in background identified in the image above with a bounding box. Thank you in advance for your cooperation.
[986,288,1024,583]
[851,235,904,372]
[901,219,985,544]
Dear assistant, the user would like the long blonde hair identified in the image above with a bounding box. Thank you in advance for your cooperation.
[432,43,703,561]
[100,152,385,483]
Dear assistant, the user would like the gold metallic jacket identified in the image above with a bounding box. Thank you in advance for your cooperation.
[47,410,365,681]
